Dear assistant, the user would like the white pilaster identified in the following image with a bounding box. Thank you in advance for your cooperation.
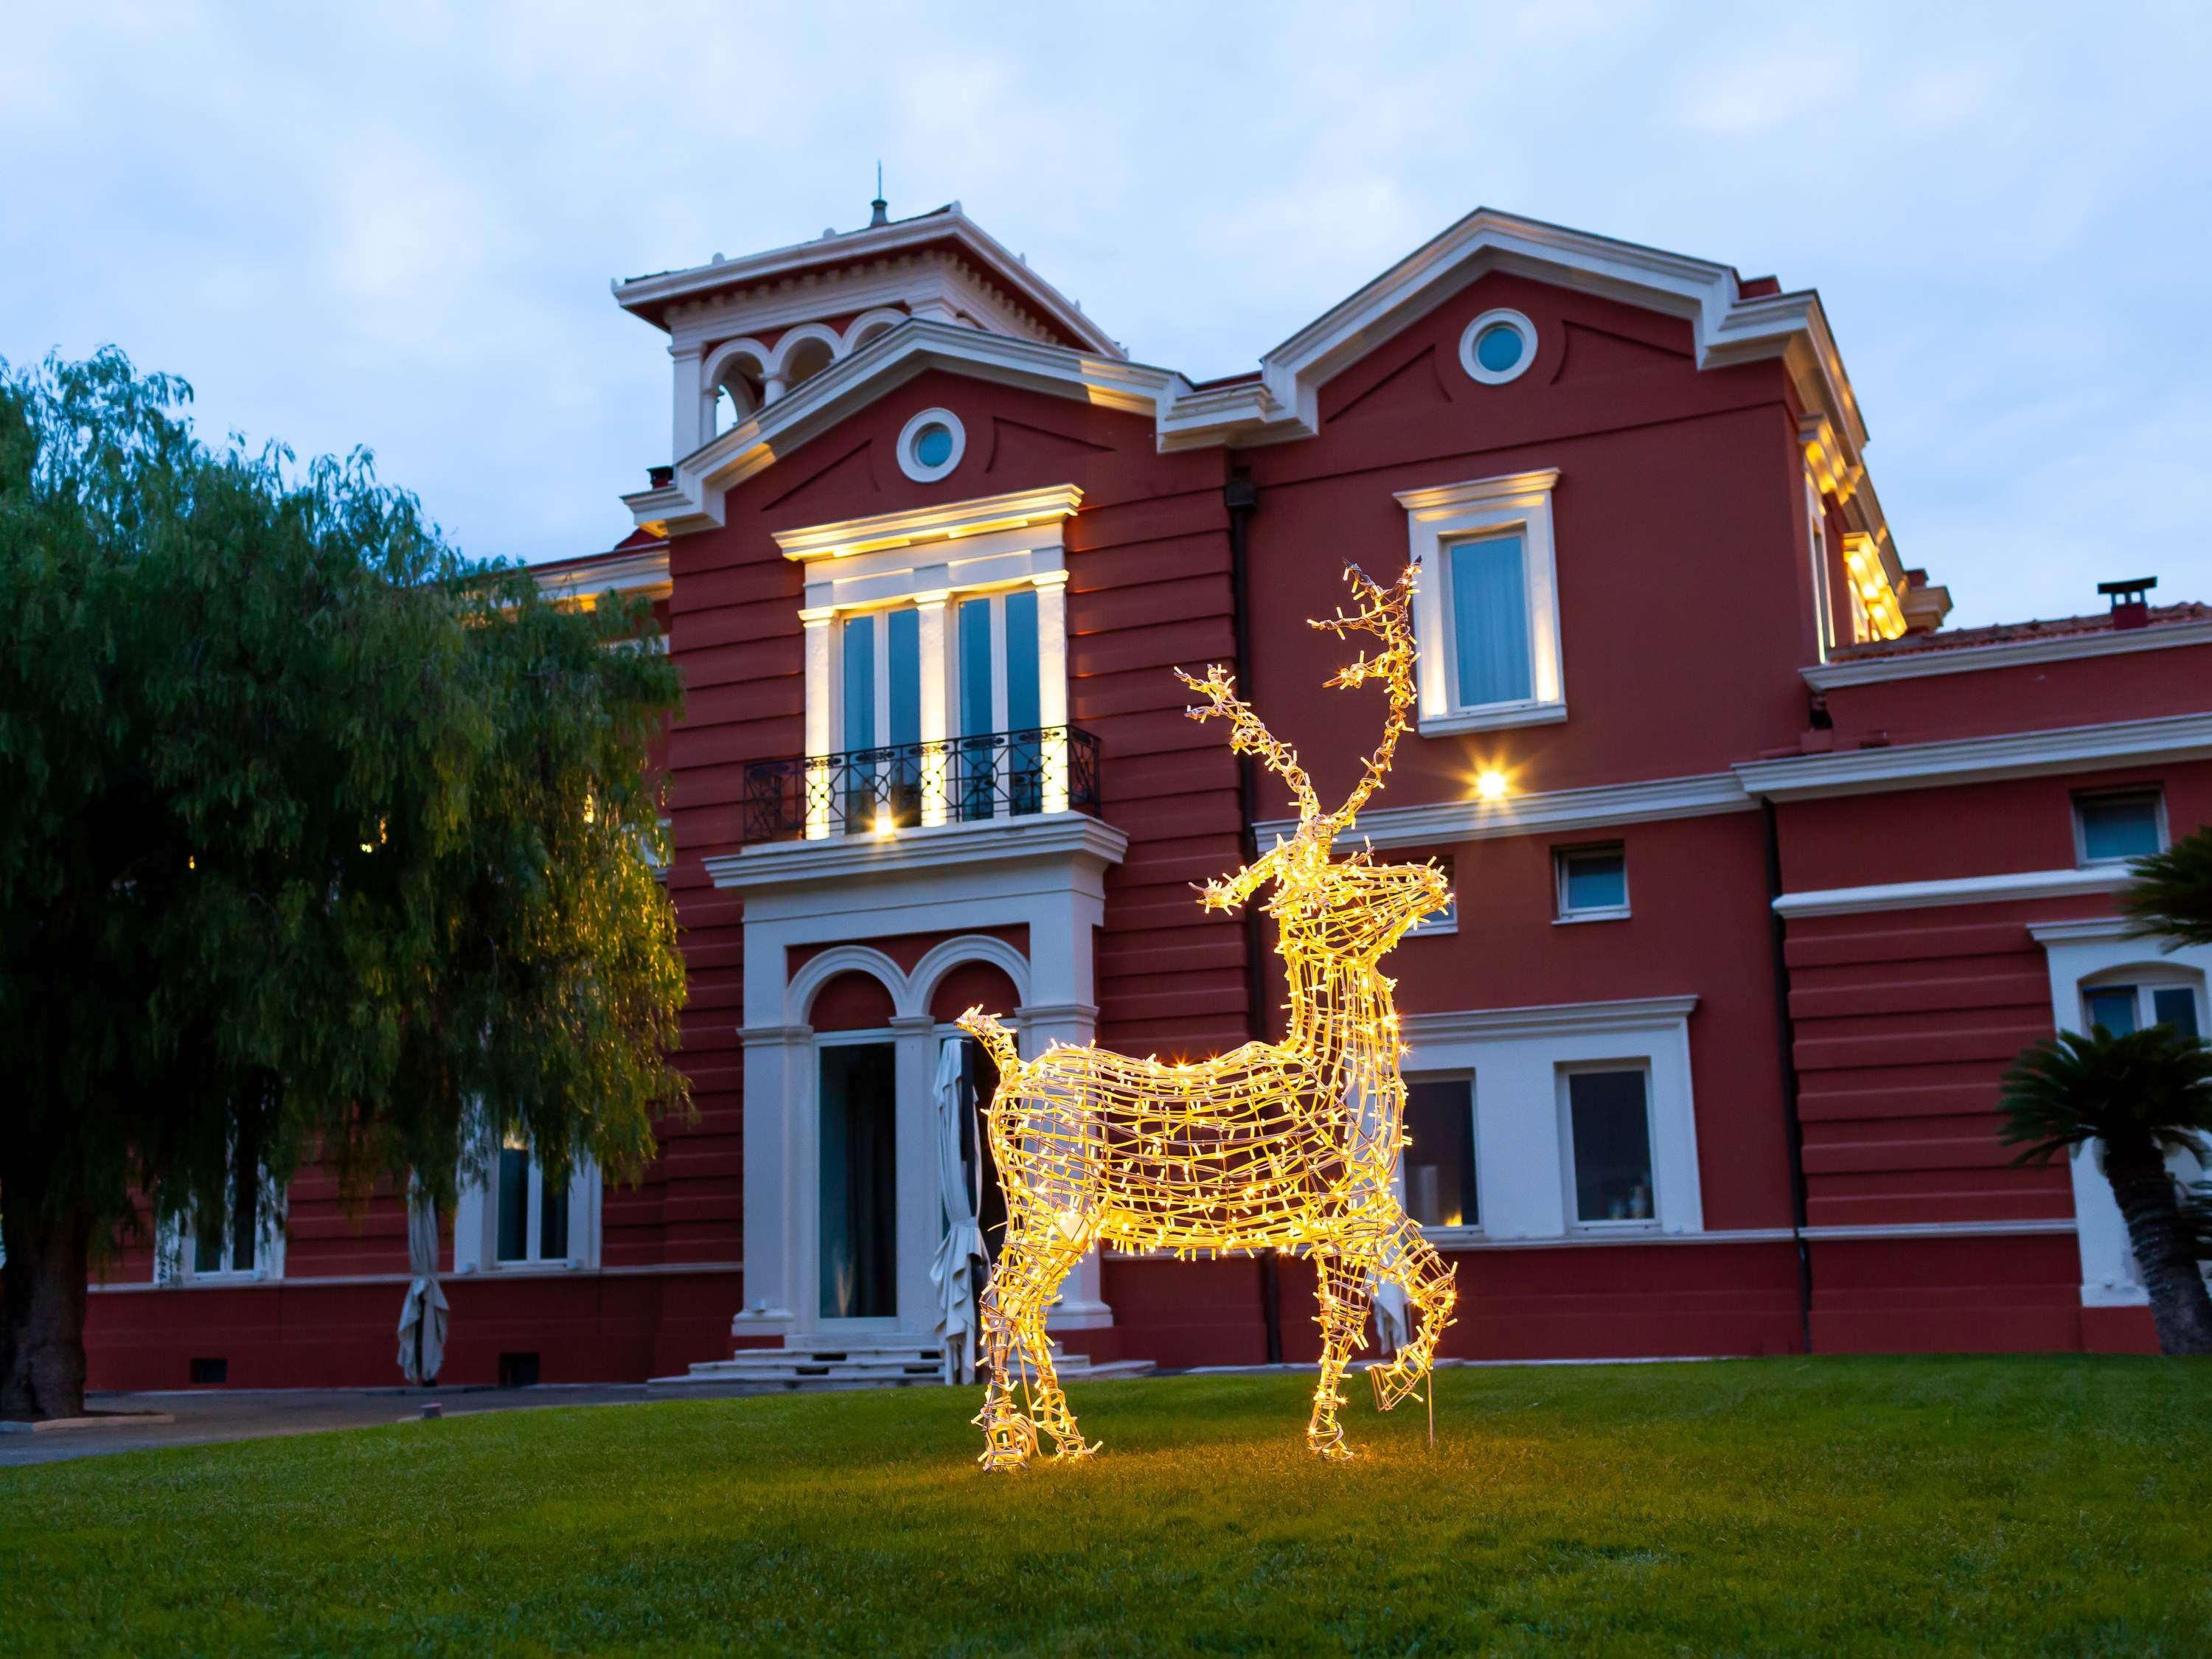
[1019,998,1113,1331]
[802,608,835,840]
[736,1022,810,1338]
[1033,570,1071,812]
[916,592,950,826]
[671,344,706,459]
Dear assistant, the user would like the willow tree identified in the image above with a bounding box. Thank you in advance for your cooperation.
[0,351,687,1418]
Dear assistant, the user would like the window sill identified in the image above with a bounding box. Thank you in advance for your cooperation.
[1553,910,1631,926]
[1417,701,1568,737]
[465,1259,588,1276]
[1570,1221,1660,1236]
[1408,919,1458,937]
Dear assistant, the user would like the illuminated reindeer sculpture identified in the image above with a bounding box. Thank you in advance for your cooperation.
[959,563,1458,1469]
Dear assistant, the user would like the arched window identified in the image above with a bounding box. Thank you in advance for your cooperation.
[2080,966,2205,1040]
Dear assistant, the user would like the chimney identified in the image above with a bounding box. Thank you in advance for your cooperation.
[2098,576,2156,631]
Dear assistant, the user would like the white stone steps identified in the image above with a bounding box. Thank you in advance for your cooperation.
[648,1338,1153,1392]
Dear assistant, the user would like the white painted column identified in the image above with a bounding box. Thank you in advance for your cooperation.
[671,345,706,459]
[1032,570,1071,813]
[801,608,835,840]
[764,372,789,405]
[1023,863,1113,1332]
[736,1023,810,1340]
[916,591,950,827]
[890,1013,942,1333]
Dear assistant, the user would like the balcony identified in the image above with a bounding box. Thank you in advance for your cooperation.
[742,726,1102,844]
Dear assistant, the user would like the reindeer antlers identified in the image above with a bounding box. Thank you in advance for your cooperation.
[1175,661,1322,823]
[1311,563,1420,828]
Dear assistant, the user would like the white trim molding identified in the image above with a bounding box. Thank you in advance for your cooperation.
[626,319,1183,536]
[1400,994,1703,1242]
[773,484,1081,566]
[706,810,1127,894]
[532,543,671,603]
[1804,619,2212,690]
[1773,864,2129,919]
[1799,1218,2076,1242]
[1395,468,1565,734]
[1258,770,1752,852]
[1735,709,2212,801]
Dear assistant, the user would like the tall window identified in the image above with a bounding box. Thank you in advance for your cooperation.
[191,1194,262,1276]
[1402,1077,1478,1229]
[2074,789,2164,866]
[1563,1067,1657,1228]
[1447,534,1533,708]
[494,1139,572,1266]
[954,588,1044,819]
[841,608,922,831]
[819,1041,898,1320]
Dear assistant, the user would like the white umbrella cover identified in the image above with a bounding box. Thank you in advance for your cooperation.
[397,1184,449,1385]
[930,1038,991,1385]
[1371,1276,1411,1358]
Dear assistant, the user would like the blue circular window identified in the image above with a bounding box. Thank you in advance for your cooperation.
[1460,309,1537,385]
[1475,323,1524,374]
[913,422,954,469]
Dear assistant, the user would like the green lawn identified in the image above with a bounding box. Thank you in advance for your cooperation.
[5,1357,2211,1655]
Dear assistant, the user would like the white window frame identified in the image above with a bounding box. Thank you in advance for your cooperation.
[1458,307,1537,386]
[1397,995,1702,1247]
[2071,786,2168,867]
[156,1180,287,1284]
[895,407,967,484]
[1558,1060,1662,1234]
[453,1138,602,1273]
[1399,1070,1480,1234]
[1554,843,1631,925]
[2031,919,2212,1312]
[1408,855,1457,936]
[810,1025,906,1329]
[1395,469,1565,734]
[2079,967,2205,1037]
[833,602,917,754]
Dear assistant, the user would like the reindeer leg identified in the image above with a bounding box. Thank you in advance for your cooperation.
[1368,1217,1458,1415]
[1012,1229,1099,1461]
[1307,1251,1373,1461]
[973,1239,1039,1472]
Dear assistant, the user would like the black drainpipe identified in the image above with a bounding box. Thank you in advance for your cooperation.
[1760,795,1815,1354]
[1225,465,1282,1364]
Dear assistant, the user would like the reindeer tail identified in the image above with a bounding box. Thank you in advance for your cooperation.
[957,1006,1023,1077]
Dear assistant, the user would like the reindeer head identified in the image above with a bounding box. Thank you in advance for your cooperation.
[1177,563,1447,957]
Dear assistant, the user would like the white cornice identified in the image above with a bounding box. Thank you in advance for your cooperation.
[1259,771,1754,852]
[704,810,1129,892]
[2027,916,2140,945]
[1773,865,2128,919]
[621,208,1884,540]
[1735,710,2212,801]
[1402,994,1698,1045]
[1798,1219,2074,1241]
[626,319,1186,536]
[771,484,1083,563]
[1394,467,1561,515]
[1804,621,2212,690]
[532,546,670,601]
[615,211,1121,358]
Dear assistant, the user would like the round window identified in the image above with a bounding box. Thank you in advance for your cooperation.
[895,407,966,482]
[911,422,954,470]
[1458,308,1537,386]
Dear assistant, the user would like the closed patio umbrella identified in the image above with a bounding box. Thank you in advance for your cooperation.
[397,1183,448,1385]
[931,1037,990,1385]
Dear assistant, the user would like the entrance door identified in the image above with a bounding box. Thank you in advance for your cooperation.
[818,1042,897,1321]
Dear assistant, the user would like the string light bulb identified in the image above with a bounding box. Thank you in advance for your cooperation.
[961,563,1459,1469]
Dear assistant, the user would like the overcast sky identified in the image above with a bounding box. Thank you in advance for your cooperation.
[6,2,2208,627]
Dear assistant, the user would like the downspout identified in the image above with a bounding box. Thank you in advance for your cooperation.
[1225,465,1283,1365]
[1760,796,1815,1353]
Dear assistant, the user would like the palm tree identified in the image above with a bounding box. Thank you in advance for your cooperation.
[1998,1024,2212,1356]
[2121,824,2212,946]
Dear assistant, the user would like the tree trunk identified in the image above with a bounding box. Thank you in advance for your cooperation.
[0,1203,92,1419]
[2103,1138,2212,1356]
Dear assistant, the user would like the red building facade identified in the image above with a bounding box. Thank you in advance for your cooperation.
[84,205,2211,1388]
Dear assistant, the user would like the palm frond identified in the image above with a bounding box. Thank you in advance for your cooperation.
[2120,825,2212,947]
[1997,1024,2212,1164]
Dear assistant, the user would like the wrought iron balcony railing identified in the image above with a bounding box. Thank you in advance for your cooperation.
[742,726,1102,844]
